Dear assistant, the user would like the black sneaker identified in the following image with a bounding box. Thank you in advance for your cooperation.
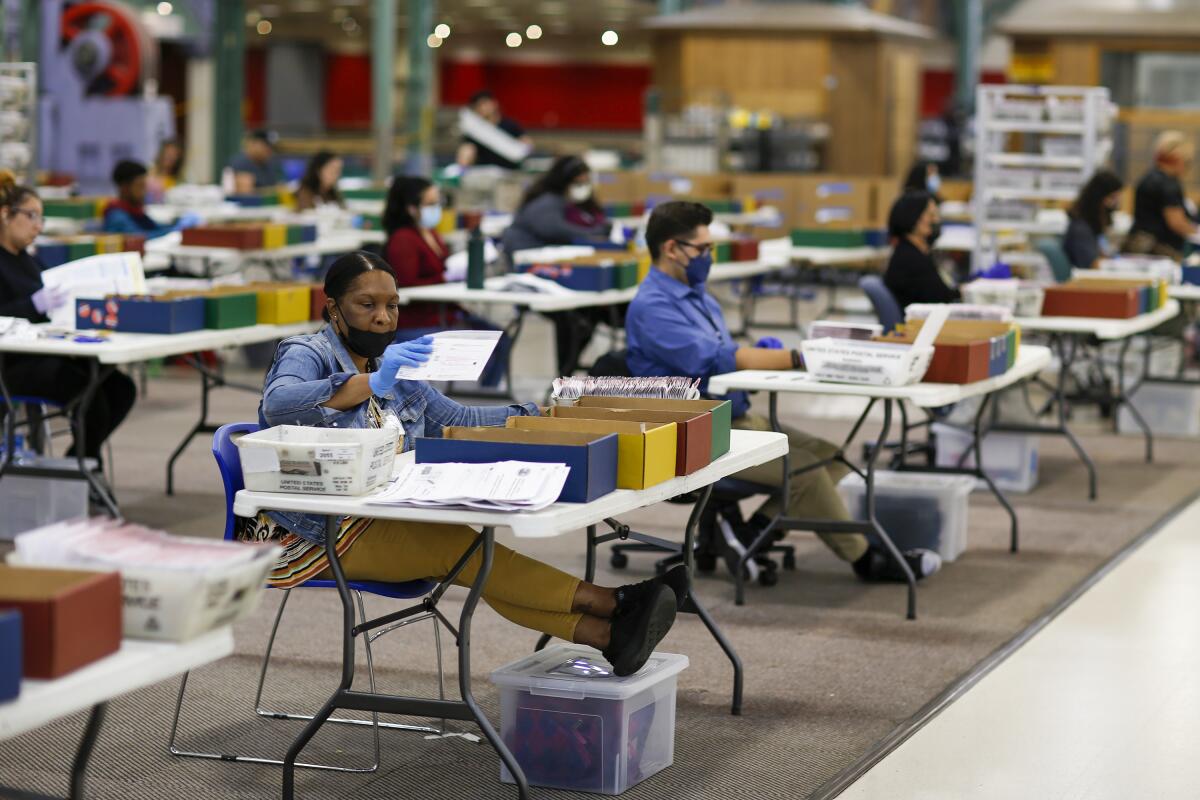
[602,584,677,677]
[614,564,689,614]
[853,546,942,583]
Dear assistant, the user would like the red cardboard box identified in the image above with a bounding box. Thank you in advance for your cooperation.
[1041,286,1141,319]
[0,565,122,679]
[309,284,328,321]
[181,226,265,250]
[549,406,713,476]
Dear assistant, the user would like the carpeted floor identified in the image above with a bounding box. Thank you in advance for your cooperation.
[2,311,1197,799]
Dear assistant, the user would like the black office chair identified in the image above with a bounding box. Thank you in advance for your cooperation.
[587,350,795,588]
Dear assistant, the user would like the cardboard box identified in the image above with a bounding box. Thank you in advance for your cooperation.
[262,223,288,250]
[508,416,677,490]
[644,172,733,205]
[549,406,712,476]
[76,295,206,334]
[0,564,122,679]
[245,282,312,324]
[181,226,265,250]
[575,397,732,460]
[417,427,619,503]
[593,171,647,206]
[159,289,258,330]
[35,241,70,268]
[309,284,328,321]
[869,177,901,227]
[790,229,867,248]
[732,174,804,230]
[43,199,101,220]
[0,609,19,701]
[93,234,124,254]
[66,238,97,262]
[120,234,147,255]
[517,255,638,292]
[1041,285,1141,318]
[883,320,1018,384]
[795,176,873,229]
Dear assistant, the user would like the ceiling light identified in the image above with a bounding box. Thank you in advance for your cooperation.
[256,19,273,35]
[434,23,450,38]
[526,24,542,40]
[601,30,619,46]
[427,34,442,48]
[156,1,172,15]
[245,9,261,24]
[506,32,522,47]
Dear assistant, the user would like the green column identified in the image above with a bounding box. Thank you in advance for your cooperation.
[372,0,397,182]
[658,0,685,13]
[954,0,982,116]
[19,0,39,65]
[213,0,245,183]
[404,0,433,175]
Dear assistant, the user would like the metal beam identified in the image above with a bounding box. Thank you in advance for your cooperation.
[955,0,982,115]
[212,0,244,183]
[372,0,397,182]
[403,0,433,175]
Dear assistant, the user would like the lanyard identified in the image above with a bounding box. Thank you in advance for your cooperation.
[687,293,723,340]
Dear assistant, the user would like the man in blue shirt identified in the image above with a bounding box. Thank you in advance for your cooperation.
[229,130,285,194]
[102,160,187,240]
[626,201,940,583]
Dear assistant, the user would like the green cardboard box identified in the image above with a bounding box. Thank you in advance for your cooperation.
[790,229,867,248]
[577,396,733,460]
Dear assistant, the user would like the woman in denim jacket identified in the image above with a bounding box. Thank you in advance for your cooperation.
[242,252,680,676]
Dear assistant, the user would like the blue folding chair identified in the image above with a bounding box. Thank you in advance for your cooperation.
[167,423,445,774]
[0,395,114,485]
[858,275,904,333]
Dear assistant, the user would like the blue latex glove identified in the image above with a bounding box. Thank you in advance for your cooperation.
[175,212,202,231]
[368,337,434,396]
[756,336,784,350]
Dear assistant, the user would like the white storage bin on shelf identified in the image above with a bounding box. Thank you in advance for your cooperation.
[1119,384,1200,438]
[0,457,89,541]
[1041,137,1084,158]
[1040,172,1085,193]
[837,471,976,562]
[932,423,1040,494]
[492,644,689,795]
[986,199,1038,222]
[961,279,1045,317]
[235,425,399,495]
[993,100,1044,122]
[1046,96,1085,122]
[987,169,1039,190]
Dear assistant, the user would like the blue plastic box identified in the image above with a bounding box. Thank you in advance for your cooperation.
[415,428,618,503]
[0,609,20,703]
[516,262,615,292]
[1182,265,1200,286]
[75,296,207,334]
[36,242,71,268]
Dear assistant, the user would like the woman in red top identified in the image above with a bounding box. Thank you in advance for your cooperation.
[383,176,509,387]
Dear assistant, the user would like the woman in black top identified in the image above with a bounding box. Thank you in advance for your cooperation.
[1063,170,1123,270]
[1124,132,1198,259]
[883,191,960,310]
[902,161,943,203]
[0,174,136,463]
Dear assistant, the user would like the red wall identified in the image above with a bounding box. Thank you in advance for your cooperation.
[440,60,651,131]
[245,48,266,127]
[921,69,1007,117]
[325,54,373,129]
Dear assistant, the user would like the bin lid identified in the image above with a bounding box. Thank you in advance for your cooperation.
[839,470,976,496]
[490,643,688,700]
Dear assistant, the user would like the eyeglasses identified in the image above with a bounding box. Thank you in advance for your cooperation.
[12,209,43,224]
[671,239,713,257]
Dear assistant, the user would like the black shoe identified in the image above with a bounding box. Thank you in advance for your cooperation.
[853,546,942,583]
[614,564,689,614]
[602,584,677,677]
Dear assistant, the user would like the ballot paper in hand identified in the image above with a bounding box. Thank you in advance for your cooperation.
[368,461,569,512]
[394,329,503,382]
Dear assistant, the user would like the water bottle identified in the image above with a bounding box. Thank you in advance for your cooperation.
[467,225,485,290]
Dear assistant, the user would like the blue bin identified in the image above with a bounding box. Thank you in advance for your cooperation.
[75,296,207,334]
[0,609,20,702]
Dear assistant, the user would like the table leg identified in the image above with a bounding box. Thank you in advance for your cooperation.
[1114,336,1154,463]
[866,400,917,619]
[0,351,16,480]
[970,393,1019,553]
[68,703,107,800]
[74,361,119,517]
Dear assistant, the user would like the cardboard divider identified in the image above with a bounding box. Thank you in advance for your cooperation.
[417,427,619,503]
[575,396,732,460]
[548,406,712,476]
[507,416,676,490]
[0,564,122,679]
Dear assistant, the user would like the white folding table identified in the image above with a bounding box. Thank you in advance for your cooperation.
[233,429,787,800]
[709,346,1053,611]
[737,246,891,332]
[0,322,320,511]
[0,628,233,800]
[153,232,366,279]
[1008,300,1181,495]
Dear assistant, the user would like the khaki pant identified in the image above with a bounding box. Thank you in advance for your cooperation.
[320,521,583,641]
[732,413,869,563]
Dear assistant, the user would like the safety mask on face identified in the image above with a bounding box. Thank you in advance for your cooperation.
[926,222,943,245]
[684,252,713,286]
[926,174,942,194]
[334,301,394,359]
[419,204,443,229]
[568,183,593,204]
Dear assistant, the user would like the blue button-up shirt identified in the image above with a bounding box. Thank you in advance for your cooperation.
[257,324,539,543]
[625,268,749,418]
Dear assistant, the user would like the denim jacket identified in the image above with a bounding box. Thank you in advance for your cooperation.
[257,324,539,543]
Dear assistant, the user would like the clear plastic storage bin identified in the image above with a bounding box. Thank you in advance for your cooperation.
[1119,384,1200,438]
[932,423,1040,494]
[491,644,689,795]
[837,471,976,562]
[235,425,399,495]
[0,458,89,541]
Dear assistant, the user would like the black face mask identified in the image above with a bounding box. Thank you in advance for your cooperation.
[333,302,394,359]
[927,222,943,245]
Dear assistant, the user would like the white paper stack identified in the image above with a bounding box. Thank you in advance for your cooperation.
[367,461,569,512]
[552,376,701,402]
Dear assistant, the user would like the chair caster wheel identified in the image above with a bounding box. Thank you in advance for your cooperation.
[696,553,718,573]
[758,565,779,587]
[783,553,797,570]
[610,552,628,569]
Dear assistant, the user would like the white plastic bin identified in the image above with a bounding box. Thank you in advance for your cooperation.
[492,644,689,795]
[236,425,399,495]
[0,458,89,541]
[1118,384,1200,438]
[1042,137,1083,158]
[837,471,975,562]
[932,423,1040,494]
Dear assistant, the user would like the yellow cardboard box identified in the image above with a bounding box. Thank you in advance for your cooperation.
[261,224,288,250]
[244,282,311,324]
[507,416,677,490]
[93,234,124,254]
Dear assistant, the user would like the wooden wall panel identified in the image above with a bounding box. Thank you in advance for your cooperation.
[1050,41,1100,85]
[885,44,921,176]
[827,39,884,175]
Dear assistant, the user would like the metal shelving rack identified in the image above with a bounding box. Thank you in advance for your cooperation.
[0,62,36,185]
[973,84,1116,271]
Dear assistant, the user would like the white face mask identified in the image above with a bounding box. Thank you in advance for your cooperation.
[419,203,443,229]
[568,183,593,204]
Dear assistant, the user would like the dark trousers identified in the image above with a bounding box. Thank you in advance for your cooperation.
[2,356,137,460]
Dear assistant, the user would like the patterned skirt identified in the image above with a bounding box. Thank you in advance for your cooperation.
[236,513,373,589]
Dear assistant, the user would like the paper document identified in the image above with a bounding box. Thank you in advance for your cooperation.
[394,329,503,382]
[39,252,146,328]
[368,461,569,512]
[459,108,532,165]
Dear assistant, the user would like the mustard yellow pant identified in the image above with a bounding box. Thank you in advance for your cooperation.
[320,520,584,642]
[732,413,869,563]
